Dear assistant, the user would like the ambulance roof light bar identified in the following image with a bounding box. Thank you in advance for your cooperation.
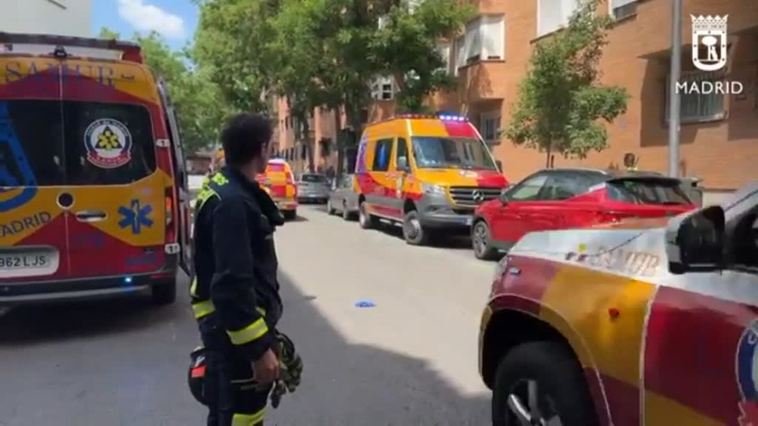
[395,112,468,122]
[0,32,143,63]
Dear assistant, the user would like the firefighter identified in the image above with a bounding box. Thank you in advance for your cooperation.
[189,113,300,426]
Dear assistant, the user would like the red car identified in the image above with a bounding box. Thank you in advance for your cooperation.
[471,168,697,260]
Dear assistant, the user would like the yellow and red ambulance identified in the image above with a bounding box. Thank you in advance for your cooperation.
[256,158,298,220]
[0,33,190,305]
[354,113,508,245]
[479,183,758,425]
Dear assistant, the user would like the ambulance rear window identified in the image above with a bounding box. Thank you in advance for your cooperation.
[63,101,157,185]
[0,100,156,187]
[0,100,65,187]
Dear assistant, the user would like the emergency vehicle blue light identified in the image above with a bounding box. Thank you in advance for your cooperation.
[438,114,467,122]
[124,276,133,284]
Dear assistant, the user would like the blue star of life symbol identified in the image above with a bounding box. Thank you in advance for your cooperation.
[118,199,154,235]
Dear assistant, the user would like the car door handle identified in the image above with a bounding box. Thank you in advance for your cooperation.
[75,210,107,222]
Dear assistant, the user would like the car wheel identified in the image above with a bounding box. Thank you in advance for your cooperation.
[283,210,297,220]
[327,199,335,215]
[342,200,351,220]
[472,220,499,260]
[402,210,431,246]
[492,341,598,426]
[358,201,377,229]
[151,277,177,305]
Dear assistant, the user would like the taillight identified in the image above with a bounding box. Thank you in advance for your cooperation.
[165,187,176,242]
[596,211,632,224]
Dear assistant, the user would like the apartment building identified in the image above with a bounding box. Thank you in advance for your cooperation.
[277,0,758,194]
[0,0,92,37]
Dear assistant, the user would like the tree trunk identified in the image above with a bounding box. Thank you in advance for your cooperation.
[301,118,314,173]
[545,142,552,168]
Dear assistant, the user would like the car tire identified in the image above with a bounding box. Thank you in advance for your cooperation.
[402,210,431,246]
[492,341,598,426]
[151,277,177,305]
[472,220,499,260]
[342,200,351,220]
[283,210,297,221]
[358,201,377,229]
[327,199,335,215]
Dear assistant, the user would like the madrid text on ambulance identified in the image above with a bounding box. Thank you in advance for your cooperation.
[677,15,745,96]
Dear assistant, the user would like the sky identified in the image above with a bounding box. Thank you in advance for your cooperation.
[91,0,199,51]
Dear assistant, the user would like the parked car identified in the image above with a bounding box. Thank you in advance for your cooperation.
[256,159,298,220]
[354,113,508,245]
[0,33,191,306]
[327,174,359,220]
[297,173,330,204]
[471,168,697,260]
[478,182,758,426]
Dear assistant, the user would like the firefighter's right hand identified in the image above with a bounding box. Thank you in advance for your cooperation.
[253,348,280,384]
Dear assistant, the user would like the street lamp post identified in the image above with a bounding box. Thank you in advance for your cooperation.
[668,0,683,177]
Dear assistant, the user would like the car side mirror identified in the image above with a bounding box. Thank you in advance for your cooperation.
[499,189,510,205]
[397,156,410,172]
[665,205,726,274]
[496,160,503,173]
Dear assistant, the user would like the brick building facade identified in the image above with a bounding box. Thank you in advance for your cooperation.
[275,0,758,193]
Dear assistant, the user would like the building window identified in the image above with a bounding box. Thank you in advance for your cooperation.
[437,43,452,74]
[479,111,501,145]
[371,76,395,100]
[665,71,726,123]
[454,35,466,75]
[462,15,505,64]
[610,0,637,20]
[537,0,579,37]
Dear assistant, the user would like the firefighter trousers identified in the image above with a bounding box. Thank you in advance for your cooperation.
[205,351,273,426]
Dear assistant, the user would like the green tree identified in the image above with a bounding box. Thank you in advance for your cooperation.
[504,0,629,166]
[371,0,472,112]
[99,27,228,152]
[193,0,281,114]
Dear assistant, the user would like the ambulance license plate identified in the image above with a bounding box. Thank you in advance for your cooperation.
[0,248,58,279]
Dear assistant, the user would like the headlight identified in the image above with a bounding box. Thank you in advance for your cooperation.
[421,183,446,195]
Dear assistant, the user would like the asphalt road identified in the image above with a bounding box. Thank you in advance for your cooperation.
[0,206,496,426]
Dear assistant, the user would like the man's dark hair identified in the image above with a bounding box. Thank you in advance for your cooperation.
[220,113,273,167]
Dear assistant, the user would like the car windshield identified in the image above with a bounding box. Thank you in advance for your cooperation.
[411,136,497,170]
[301,174,327,183]
[607,179,692,205]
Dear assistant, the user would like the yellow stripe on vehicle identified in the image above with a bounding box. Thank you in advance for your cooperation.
[227,318,269,345]
[231,408,265,426]
[192,300,216,319]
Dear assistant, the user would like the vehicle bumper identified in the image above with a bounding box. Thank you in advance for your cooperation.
[416,193,474,228]
[0,262,177,305]
[297,192,329,201]
[273,198,298,211]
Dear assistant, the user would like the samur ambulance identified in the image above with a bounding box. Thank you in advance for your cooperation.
[479,182,758,425]
[354,113,508,245]
[0,33,191,305]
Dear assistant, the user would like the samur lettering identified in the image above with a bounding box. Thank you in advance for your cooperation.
[3,60,135,86]
[565,245,660,277]
[0,211,52,238]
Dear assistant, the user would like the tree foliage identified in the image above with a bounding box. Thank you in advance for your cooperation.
[504,0,629,165]
[99,27,229,152]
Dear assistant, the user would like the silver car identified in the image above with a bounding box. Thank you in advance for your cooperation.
[297,173,330,204]
[327,174,359,220]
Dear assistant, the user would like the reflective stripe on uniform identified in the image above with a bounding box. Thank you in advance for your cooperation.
[191,300,216,319]
[231,408,265,425]
[212,173,229,185]
[195,187,220,212]
[190,277,198,297]
[227,318,269,345]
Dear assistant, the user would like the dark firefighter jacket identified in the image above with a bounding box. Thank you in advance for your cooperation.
[191,166,285,361]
